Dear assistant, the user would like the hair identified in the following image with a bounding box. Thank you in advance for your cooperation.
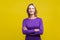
[26,3,37,17]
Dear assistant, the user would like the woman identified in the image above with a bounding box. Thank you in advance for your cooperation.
[22,3,43,40]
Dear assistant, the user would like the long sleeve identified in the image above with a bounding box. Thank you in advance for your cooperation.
[34,18,43,35]
[22,19,35,35]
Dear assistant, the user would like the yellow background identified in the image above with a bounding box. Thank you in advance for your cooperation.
[0,0,60,40]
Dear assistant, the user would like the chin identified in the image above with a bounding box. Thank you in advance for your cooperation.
[29,13,34,15]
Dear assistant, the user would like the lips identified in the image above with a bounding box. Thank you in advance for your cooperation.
[29,11,33,12]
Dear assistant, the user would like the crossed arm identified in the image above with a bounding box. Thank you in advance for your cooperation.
[22,26,43,35]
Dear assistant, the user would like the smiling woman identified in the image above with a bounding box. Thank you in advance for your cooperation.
[27,3,37,18]
[22,3,44,40]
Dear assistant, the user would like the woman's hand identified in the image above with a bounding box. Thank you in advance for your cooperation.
[34,29,40,32]
[23,27,28,30]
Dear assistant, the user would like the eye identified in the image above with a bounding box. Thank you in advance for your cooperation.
[29,8,31,9]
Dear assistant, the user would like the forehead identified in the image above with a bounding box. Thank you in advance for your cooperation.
[29,5,35,8]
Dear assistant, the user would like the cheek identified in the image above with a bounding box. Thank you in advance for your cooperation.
[33,9,35,12]
[28,9,31,12]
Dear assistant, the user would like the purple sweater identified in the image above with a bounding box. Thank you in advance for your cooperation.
[22,17,43,40]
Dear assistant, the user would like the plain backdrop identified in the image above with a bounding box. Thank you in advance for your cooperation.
[0,0,60,40]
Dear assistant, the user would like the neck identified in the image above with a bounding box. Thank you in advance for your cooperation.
[29,14,36,19]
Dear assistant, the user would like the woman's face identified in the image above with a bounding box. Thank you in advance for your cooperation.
[28,5,35,15]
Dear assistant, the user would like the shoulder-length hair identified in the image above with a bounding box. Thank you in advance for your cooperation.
[26,3,37,17]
